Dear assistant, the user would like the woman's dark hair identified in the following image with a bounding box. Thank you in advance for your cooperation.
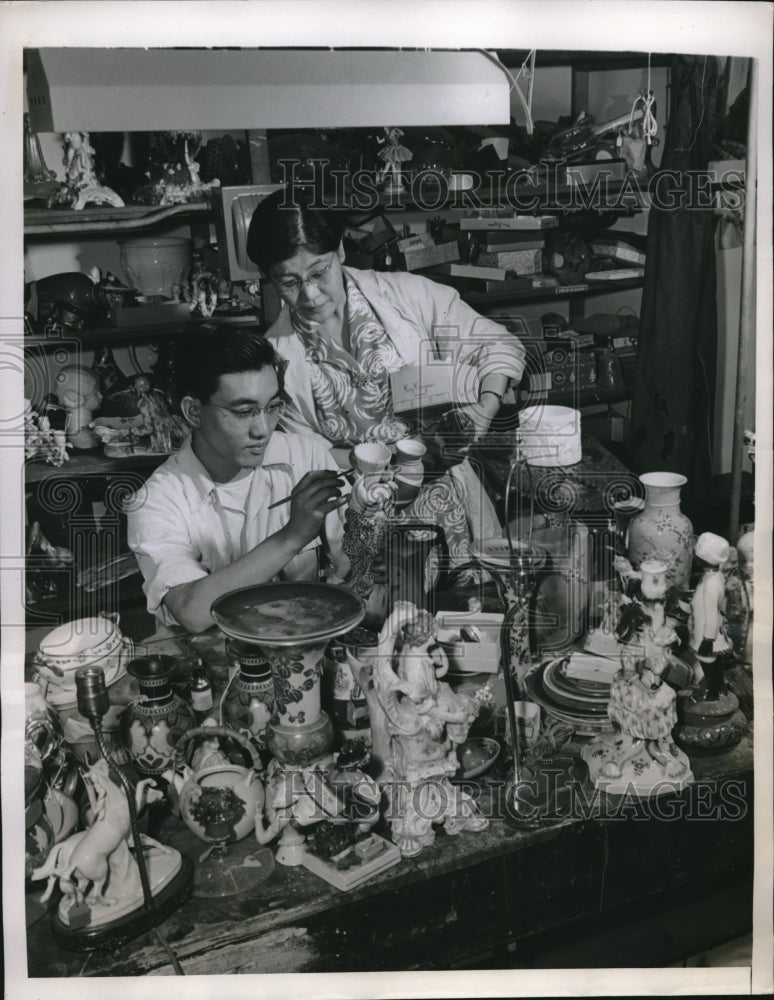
[246,187,347,275]
[175,325,284,402]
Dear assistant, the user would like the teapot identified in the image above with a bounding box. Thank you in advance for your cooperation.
[166,726,264,845]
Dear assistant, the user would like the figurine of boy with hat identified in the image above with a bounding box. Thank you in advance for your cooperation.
[689,531,735,699]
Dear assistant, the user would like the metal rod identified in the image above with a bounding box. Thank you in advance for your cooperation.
[728,59,758,544]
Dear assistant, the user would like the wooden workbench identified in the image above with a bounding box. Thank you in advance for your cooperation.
[26,623,754,977]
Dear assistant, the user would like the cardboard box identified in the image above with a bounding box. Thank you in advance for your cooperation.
[476,247,542,275]
[401,239,459,272]
[389,354,479,414]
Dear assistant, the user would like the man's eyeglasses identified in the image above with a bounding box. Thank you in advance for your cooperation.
[272,253,335,296]
[208,399,286,424]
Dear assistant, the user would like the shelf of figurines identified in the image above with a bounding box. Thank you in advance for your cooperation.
[25,533,755,965]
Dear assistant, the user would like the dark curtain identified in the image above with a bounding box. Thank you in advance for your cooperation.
[629,56,728,502]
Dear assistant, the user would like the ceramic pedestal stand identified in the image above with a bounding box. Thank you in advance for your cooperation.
[674,688,747,753]
[35,666,193,953]
[211,582,365,866]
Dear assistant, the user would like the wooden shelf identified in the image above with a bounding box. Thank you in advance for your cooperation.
[24,202,211,236]
[25,450,168,484]
[463,275,644,308]
[24,312,260,353]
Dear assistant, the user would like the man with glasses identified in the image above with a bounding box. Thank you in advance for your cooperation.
[126,326,350,633]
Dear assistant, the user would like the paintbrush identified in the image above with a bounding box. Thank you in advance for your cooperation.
[267,469,354,510]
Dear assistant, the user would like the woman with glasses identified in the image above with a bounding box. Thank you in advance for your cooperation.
[247,189,526,458]
[246,188,526,574]
[126,327,350,633]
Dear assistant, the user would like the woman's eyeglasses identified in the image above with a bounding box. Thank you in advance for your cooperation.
[208,399,286,424]
[272,253,335,295]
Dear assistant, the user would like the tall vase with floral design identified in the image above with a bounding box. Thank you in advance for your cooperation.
[260,641,334,767]
[627,472,694,591]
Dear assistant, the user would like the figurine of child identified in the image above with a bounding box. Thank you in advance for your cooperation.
[55,364,103,450]
[689,532,735,699]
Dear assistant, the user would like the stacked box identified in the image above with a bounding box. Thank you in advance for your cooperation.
[476,246,542,275]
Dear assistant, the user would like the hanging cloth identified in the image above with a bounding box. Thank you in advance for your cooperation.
[629,55,728,503]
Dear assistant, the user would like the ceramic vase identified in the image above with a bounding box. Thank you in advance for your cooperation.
[222,640,276,752]
[259,641,334,767]
[627,472,694,591]
[120,656,196,776]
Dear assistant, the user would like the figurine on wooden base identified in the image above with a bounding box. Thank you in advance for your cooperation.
[31,759,181,930]
[371,603,488,857]
[582,560,693,796]
[675,532,748,753]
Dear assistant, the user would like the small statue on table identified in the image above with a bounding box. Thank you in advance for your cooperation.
[582,559,694,795]
[675,532,748,752]
[370,603,488,857]
[31,758,180,931]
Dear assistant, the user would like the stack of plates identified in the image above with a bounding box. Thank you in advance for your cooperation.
[525,656,615,737]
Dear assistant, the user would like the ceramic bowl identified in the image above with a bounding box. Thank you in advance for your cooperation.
[456,737,500,779]
[35,616,126,678]
[118,237,192,298]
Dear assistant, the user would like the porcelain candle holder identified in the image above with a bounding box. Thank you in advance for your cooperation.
[627,472,694,591]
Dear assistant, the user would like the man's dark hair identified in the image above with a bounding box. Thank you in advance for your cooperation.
[175,325,284,402]
[246,187,347,276]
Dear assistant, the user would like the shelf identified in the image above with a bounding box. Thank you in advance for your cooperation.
[25,450,168,485]
[24,312,260,353]
[464,275,643,307]
[24,202,211,236]
[522,385,632,408]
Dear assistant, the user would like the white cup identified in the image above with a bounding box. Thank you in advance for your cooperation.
[353,441,392,475]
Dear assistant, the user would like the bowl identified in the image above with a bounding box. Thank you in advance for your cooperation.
[35,616,126,677]
[118,237,192,298]
[456,737,500,779]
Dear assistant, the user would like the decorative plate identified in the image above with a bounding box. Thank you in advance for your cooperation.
[211,581,365,646]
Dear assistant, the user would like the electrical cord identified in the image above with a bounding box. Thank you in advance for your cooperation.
[93,720,186,976]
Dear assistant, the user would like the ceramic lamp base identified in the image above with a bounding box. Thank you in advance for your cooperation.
[49,852,193,953]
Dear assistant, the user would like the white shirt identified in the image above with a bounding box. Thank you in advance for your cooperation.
[126,431,347,627]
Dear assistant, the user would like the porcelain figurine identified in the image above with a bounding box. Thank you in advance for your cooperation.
[370,603,488,857]
[675,533,747,752]
[376,127,413,191]
[582,560,693,795]
[55,364,103,450]
[31,758,180,927]
[48,132,125,211]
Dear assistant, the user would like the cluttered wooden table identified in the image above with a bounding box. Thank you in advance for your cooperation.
[26,623,754,976]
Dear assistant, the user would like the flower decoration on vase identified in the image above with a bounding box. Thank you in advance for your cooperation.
[675,533,748,752]
[47,132,125,210]
[582,559,694,795]
[369,602,488,858]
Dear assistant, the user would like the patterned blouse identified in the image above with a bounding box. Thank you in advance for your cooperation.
[291,277,412,447]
